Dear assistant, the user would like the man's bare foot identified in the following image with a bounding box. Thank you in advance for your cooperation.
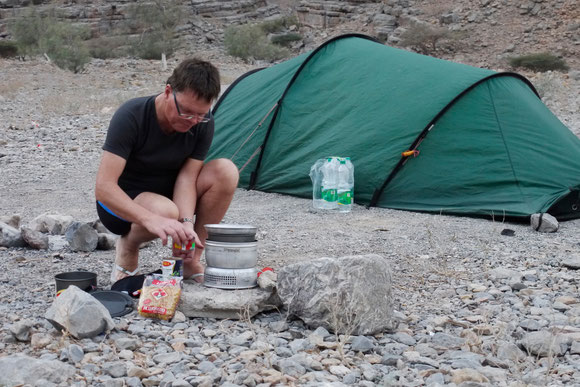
[184,260,205,283]
[111,237,140,282]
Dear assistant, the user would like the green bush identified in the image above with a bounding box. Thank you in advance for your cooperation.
[40,21,91,73]
[400,22,452,54]
[508,53,569,72]
[126,0,181,59]
[9,9,47,57]
[224,24,289,61]
[260,15,299,34]
[131,31,177,60]
[9,9,91,72]
[0,41,19,58]
[271,32,302,47]
[87,36,129,59]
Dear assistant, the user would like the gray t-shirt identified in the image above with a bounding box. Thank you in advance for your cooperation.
[103,95,214,198]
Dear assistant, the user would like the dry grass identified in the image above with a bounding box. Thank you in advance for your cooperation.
[0,77,26,99]
[38,89,156,116]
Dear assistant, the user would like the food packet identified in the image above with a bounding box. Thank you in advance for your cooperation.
[161,258,183,278]
[138,274,182,320]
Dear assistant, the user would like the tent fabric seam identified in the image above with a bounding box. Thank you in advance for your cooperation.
[485,80,532,213]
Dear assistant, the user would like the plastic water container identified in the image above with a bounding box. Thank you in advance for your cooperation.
[321,157,339,209]
[337,158,353,212]
[310,157,353,211]
[309,158,326,209]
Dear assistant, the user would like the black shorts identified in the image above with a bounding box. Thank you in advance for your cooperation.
[96,190,142,236]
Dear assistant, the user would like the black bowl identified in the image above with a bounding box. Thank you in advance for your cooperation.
[55,271,97,294]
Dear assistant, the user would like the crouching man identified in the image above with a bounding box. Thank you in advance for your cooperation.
[95,58,239,283]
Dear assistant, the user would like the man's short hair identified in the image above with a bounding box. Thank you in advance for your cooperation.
[167,58,220,103]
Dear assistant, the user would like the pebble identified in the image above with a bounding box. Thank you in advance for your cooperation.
[350,336,375,352]
[68,344,84,363]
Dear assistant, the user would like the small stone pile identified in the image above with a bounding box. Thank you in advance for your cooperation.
[0,213,117,252]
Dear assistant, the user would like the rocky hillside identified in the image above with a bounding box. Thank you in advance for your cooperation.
[0,0,578,70]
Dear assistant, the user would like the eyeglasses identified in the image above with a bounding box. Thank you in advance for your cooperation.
[173,91,212,123]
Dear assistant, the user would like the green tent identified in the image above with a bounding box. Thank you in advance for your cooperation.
[208,34,580,220]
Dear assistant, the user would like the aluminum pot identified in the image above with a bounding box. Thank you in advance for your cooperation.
[204,240,257,269]
[204,224,257,243]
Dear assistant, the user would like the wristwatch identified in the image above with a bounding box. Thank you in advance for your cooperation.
[179,217,194,223]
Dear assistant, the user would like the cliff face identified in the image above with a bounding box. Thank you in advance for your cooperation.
[0,0,277,37]
[0,0,578,69]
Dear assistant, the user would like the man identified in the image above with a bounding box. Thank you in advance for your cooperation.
[95,58,239,283]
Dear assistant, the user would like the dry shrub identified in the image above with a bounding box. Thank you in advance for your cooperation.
[86,36,129,59]
[0,41,19,58]
[9,8,91,73]
[400,22,455,54]
[0,78,26,99]
[508,53,569,73]
[125,0,182,60]
[260,15,300,34]
[270,32,302,47]
[224,24,289,62]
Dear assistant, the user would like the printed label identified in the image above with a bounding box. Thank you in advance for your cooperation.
[152,288,168,300]
[173,240,194,251]
[338,191,352,205]
[322,188,337,202]
[142,305,168,315]
[161,260,183,278]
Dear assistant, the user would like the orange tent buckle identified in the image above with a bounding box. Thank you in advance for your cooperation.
[402,150,420,158]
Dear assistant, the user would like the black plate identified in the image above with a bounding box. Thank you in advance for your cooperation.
[91,290,134,317]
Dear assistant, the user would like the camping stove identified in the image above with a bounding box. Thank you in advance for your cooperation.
[203,224,259,289]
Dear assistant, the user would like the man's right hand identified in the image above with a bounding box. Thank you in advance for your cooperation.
[143,215,195,246]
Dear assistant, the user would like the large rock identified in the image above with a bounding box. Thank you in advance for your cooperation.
[21,226,49,249]
[277,254,396,335]
[373,13,397,30]
[179,281,281,319]
[530,213,559,233]
[0,355,75,385]
[48,235,69,250]
[440,12,459,24]
[561,254,580,270]
[0,221,26,248]
[65,222,98,252]
[0,214,20,228]
[30,213,74,235]
[9,320,33,342]
[92,219,110,234]
[97,232,118,250]
[45,285,114,339]
[519,331,570,357]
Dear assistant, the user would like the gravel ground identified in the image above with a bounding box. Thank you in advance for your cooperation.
[0,57,579,386]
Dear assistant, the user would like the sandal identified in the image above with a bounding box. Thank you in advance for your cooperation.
[186,272,204,284]
[111,263,140,283]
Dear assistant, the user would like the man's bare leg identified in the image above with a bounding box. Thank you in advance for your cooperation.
[112,193,179,282]
[183,158,239,279]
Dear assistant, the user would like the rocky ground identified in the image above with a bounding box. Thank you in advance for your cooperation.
[1,27,580,387]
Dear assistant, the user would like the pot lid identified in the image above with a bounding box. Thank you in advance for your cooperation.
[204,223,257,236]
[91,290,134,317]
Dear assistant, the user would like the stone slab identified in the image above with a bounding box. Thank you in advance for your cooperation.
[179,280,282,319]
